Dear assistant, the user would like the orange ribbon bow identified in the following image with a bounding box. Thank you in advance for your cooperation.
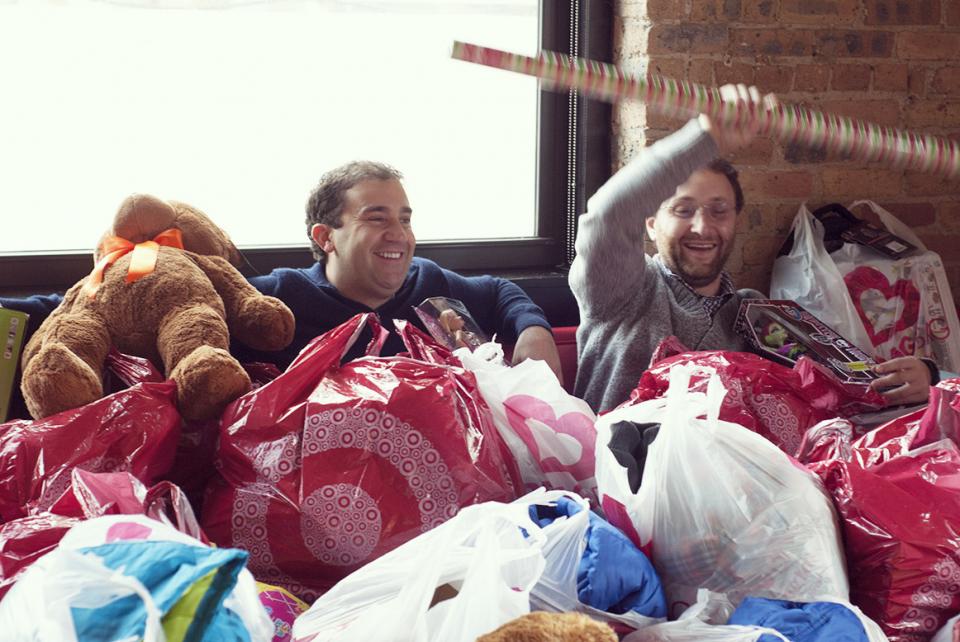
[82,228,184,298]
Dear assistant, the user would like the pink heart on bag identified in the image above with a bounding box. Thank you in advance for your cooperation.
[106,521,153,542]
[844,266,921,346]
[504,394,595,480]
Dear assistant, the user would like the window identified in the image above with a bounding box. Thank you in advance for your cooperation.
[0,0,610,292]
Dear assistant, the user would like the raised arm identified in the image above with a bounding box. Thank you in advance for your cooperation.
[568,119,720,318]
[570,84,773,319]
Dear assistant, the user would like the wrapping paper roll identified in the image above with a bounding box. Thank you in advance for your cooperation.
[452,41,959,178]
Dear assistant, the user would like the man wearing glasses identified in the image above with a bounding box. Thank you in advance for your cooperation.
[570,85,935,412]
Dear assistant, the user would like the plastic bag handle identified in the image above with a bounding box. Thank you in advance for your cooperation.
[791,205,834,266]
[143,481,207,543]
[287,312,385,371]
[664,365,726,427]
[849,199,927,251]
[704,373,725,426]
[44,550,165,642]
[394,318,457,365]
[368,503,544,639]
[363,314,389,357]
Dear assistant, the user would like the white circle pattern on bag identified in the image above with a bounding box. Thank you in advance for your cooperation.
[749,392,802,453]
[248,434,301,483]
[902,554,960,636]
[301,483,382,566]
[230,406,459,595]
[697,373,802,453]
[303,407,459,531]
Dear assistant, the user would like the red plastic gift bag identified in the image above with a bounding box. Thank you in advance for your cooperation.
[920,378,960,447]
[819,438,960,642]
[623,337,884,455]
[103,349,281,515]
[800,377,960,475]
[0,366,180,523]
[801,393,960,642]
[0,467,204,599]
[202,313,518,601]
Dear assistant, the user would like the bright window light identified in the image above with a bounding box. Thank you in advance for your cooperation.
[0,0,538,253]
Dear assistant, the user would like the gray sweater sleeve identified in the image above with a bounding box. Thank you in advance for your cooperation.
[569,119,721,318]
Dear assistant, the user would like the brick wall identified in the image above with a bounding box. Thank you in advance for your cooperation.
[614,0,960,301]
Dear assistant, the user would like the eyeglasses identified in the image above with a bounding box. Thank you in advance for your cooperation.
[666,200,734,219]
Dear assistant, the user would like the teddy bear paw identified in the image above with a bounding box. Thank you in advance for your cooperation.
[21,343,104,419]
[234,296,296,352]
[170,345,251,421]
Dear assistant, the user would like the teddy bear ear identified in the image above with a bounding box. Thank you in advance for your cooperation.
[167,200,244,267]
[112,194,178,244]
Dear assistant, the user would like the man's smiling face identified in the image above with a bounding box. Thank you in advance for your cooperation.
[646,168,738,295]
[313,178,415,309]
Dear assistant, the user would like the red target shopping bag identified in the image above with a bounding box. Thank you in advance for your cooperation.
[624,338,883,456]
[201,313,518,601]
[801,381,960,642]
[0,362,180,523]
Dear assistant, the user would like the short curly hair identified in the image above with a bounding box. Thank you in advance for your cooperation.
[305,161,404,262]
[706,158,744,213]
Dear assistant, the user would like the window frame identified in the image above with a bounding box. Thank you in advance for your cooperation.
[0,1,612,294]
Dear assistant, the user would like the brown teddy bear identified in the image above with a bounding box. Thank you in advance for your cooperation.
[21,194,295,421]
[476,612,618,642]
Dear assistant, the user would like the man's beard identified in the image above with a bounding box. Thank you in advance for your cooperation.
[661,236,733,289]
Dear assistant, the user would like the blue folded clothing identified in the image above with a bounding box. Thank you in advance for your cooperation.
[729,597,870,642]
[530,496,666,618]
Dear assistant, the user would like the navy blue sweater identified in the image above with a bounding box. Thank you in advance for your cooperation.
[239,257,550,368]
[1,257,550,371]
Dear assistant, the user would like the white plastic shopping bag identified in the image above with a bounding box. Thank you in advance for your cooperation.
[771,201,960,372]
[0,514,273,642]
[0,547,167,642]
[622,591,788,642]
[769,203,875,354]
[595,365,849,618]
[833,200,960,371]
[455,343,598,503]
[291,497,547,642]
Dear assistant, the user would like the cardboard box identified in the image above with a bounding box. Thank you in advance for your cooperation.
[0,308,28,422]
[735,299,879,385]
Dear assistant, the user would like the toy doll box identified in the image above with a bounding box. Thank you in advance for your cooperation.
[735,299,880,385]
[0,308,28,422]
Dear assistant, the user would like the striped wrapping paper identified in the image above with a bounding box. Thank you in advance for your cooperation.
[452,40,959,178]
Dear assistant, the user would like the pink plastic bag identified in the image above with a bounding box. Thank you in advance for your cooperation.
[399,320,598,502]
[623,337,883,455]
[202,313,519,601]
[0,468,204,598]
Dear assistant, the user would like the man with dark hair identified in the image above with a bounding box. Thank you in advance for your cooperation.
[238,160,563,378]
[1,160,563,390]
[304,161,404,263]
[571,86,933,412]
